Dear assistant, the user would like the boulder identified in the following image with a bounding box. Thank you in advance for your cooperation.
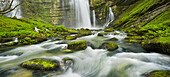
[67,29,79,34]
[99,42,118,51]
[68,40,87,50]
[142,37,170,55]
[97,32,107,36]
[65,36,77,40]
[144,70,170,77]
[107,37,118,41]
[104,28,114,32]
[76,29,92,37]
[20,58,60,71]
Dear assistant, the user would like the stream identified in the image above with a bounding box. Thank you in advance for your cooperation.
[0,31,170,77]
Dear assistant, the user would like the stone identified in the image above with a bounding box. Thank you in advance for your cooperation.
[20,58,60,71]
[68,40,87,50]
[99,42,118,51]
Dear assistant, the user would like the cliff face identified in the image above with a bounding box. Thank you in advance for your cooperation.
[21,0,68,25]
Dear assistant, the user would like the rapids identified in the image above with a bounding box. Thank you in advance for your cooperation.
[0,31,169,77]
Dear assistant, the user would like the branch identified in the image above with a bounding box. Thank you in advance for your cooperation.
[1,0,14,12]
[0,1,23,14]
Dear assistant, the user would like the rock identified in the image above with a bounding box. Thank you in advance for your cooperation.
[144,70,170,77]
[107,37,118,41]
[61,32,70,35]
[55,25,67,32]
[99,42,118,51]
[76,29,92,37]
[0,37,13,43]
[97,32,107,36]
[68,40,87,50]
[114,32,119,35]
[20,58,61,71]
[65,36,77,40]
[62,49,73,53]
[104,28,114,32]
[67,29,79,34]
[142,37,170,55]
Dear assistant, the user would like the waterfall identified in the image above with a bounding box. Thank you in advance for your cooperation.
[3,0,22,18]
[92,10,96,27]
[69,0,92,28]
[103,7,115,28]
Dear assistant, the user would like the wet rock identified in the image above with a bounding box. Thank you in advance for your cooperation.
[68,40,87,50]
[20,58,61,71]
[114,32,119,35]
[142,37,170,55]
[97,32,107,36]
[104,28,114,32]
[0,37,13,43]
[62,49,73,53]
[67,29,79,34]
[76,29,92,37]
[107,37,118,41]
[144,70,170,77]
[55,25,67,32]
[65,36,77,40]
[99,42,118,51]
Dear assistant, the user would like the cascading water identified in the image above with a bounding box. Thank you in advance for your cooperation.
[92,10,96,27]
[104,7,115,28]
[69,0,92,28]
[1,0,22,18]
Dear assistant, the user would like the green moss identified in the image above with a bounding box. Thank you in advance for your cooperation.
[77,29,92,37]
[98,32,107,36]
[114,32,119,35]
[21,58,60,71]
[55,25,67,32]
[67,29,79,34]
[68,40,87,50]
[99,42,118,51]
[104,28,114,32]
[145,70,170,77]
[65,36,77,40]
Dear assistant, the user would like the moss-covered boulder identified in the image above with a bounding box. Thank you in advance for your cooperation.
[55,25,67,32]
[142,37,170,55]
[107,37,118,41]
[67,29,79,34]
[65,36,77,40]
[68,40,87,50]
[144,70,170,77]
[97,32,107,36]
[104,28,114,32]
[99,42,118,51]
[76,29,92,37]
[114,32,119,35]
[20,58,60,71]
[0,37,13,43]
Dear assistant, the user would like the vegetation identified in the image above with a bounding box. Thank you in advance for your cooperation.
[99,42,118,51]
[144,70,170,77]
[68,40,87,50]
[21,58,60,71]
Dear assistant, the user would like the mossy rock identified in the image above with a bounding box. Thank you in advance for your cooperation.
[99,42,118,51]
[0,37,13,43]
[76,29,92,37]
[55,25,67,32]
[142,37,170,55]
[144,70,170,77]
[97,32,107,36]
[68,40,87,50]
[20,58,60,71]
[104,28,114,32]
[65,36,77,40]
[61,32,70,35]
[67,29,79,34]
[107,37,118,41]
[114,32,119,35]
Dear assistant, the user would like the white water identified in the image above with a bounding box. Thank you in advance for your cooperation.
[69,0,92,28]
[1,0,22,18]
[35,27,40,32]
[92,10,96,27]
[0,31,169,77]
[104,7,115,28]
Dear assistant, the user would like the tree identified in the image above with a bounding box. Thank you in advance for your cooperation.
[0,0,24,15]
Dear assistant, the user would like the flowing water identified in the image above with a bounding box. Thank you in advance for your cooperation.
[0,31,170,77]
[104,7,115,28]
